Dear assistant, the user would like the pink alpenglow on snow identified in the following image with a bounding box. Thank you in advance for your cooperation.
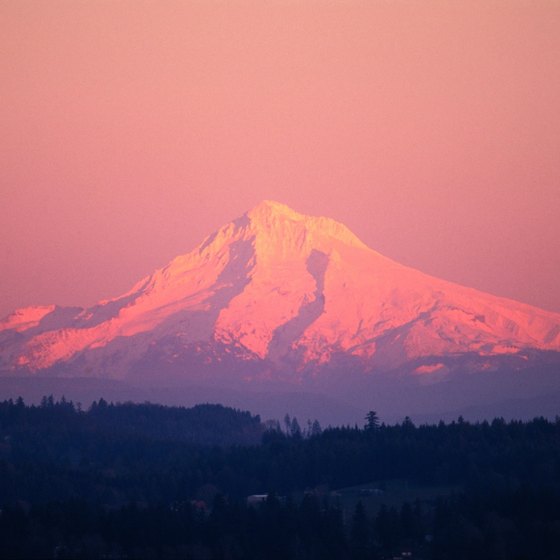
[1,202,560,381]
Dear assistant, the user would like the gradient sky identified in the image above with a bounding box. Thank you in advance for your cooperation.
[1,0,559,318]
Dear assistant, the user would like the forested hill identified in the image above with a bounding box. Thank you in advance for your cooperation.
[2,398,560,504]
[0,397,264,446]
[1,399,560,558]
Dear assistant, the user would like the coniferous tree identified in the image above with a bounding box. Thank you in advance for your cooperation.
[350,501,370,560]
[365,410,380,431]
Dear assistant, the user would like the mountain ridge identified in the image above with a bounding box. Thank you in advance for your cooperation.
[1,201,559,383]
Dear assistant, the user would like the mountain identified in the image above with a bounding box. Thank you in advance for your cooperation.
[1,201,559,423]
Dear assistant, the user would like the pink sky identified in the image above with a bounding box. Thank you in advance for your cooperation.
[1,0,559,318]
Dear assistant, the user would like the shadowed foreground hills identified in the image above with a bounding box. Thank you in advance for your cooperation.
[1,398,560,559]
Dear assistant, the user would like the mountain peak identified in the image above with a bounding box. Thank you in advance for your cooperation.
[243,200,368,251]
[2,202,560,383]
[247,200,301,220]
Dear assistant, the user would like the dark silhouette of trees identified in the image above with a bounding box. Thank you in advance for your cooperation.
[365,410,380,431]
[350,501,370,559]
[1,397,560,558]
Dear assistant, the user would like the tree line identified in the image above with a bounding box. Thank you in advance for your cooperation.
[0,397,559,558]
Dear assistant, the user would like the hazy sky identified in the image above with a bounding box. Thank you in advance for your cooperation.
[1,0,559,318]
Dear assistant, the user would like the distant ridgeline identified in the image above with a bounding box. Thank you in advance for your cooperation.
[0,397,265,446]
[1,398,560,559]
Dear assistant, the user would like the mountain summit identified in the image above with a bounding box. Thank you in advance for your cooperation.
[1,201,560,421]
[2,200,560,377]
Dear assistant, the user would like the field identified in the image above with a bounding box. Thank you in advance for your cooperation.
[328,479,460,516]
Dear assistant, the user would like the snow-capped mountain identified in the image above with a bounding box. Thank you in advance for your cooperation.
[2,201,559,391]
[2,200,560,422]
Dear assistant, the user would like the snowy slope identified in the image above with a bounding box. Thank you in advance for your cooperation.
[1,200,560,381]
